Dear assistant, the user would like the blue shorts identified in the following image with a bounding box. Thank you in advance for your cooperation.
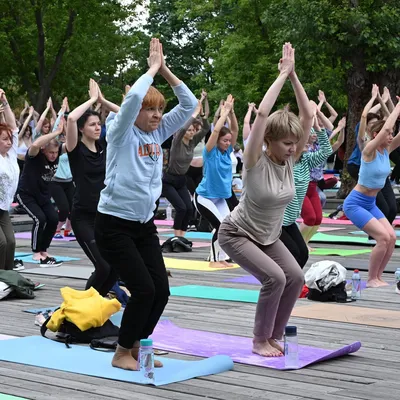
[343,190,385,229]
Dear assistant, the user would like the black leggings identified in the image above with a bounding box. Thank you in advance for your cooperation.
[280,223,309,269]
[95,211,170,349]
[390,148,400,183]
[50,181,74,222]
[347,164,397,224]
[186,166,203,195]
[16,194,58,253]
[71,208,116,296]
[162,173,192,231]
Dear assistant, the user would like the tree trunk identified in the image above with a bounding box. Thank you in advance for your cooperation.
[337,51,371,199]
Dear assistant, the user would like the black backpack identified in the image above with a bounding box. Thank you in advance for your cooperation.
[307,281,348,303]
[41,311,119,350]
[161,236,193,253]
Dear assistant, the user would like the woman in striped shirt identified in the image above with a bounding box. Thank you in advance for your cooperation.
[280,103,333,268]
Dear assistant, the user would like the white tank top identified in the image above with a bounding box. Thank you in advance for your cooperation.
[17,141,29,156]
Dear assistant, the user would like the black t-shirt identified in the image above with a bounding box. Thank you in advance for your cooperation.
[67,138,106,213]
[17,144,63,205]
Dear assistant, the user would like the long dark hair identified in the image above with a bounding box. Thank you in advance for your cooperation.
[77,110,101,139]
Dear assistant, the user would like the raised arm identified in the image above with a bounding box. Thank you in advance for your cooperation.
[289,64,314,160]
[28,120,64,157]
[316,108,334,131]
[49,98,57,126]
[213,100,224,127]
[36,99,51,134]
[364,99,400,156]
[0,89,17,130]
[243,103,255,141]
[382,87,395,113]
[206,95,234,152]
[106,38,161,143]
[358,84,379,149]
[307,120,333,169]
[66,79,99,152]
[19,107,34,139]
[228,105,238,147]
[98,87,120,114]
[245,43,295,169]
[202,90,210,119]
[19,101,29,125]
[330,117,346,152]
[376,91,390,119]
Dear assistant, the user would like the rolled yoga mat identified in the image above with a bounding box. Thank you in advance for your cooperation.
[150,320,361,370]
[0,336,233,386]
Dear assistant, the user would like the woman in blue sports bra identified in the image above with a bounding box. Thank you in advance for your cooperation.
[344,99,400,287]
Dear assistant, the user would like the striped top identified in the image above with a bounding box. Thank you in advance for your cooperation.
[283,129,332,226]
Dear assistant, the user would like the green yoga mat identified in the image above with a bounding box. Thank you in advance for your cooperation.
[170,285,259,303]
[310,232,400,247]
[311,248,371,256]
[0,395,27,400]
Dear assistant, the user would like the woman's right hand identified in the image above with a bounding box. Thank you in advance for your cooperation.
[278,42,294,77]
[88,78,99,101]
[147,38,162,72]
[371,84,379,99]
[222,94,234,115]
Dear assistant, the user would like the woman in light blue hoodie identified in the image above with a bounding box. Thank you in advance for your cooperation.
[95,38,197,371]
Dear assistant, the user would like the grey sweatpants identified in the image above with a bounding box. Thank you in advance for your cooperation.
[219,217,304,340]
[0,210,16,270]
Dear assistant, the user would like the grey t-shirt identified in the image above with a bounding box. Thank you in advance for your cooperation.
[167,117,210,175]
[229,152,295,245]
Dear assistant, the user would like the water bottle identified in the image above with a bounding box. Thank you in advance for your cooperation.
[166,203,173,221]
[395,268,400,294]
[351,269,361,300]
[139,339,154,384]
[284,326,299,369]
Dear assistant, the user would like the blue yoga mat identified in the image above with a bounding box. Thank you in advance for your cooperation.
[164,232,213,240]
[19,255,81,263]
[14,252,32,258]
[0,336,233,386]
[351,230,400,237]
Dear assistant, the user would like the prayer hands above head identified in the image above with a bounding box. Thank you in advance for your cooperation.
[0,89,7,103]
[47,97,53,108]
[338,116,346,130]
[147,38,162,72]
[88,78,100,101]
[62,97,69,109]
[29,106,34,115]
[201,89,208,99]
[371,84,379,98]
[24,100,29,108]
[318,90,326,104]
[222,94,234,115]
[278,42,295,77]
[382,86,390,103]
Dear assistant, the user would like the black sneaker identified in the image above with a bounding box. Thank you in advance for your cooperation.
[39,257,63,268]
[13,259,25,271]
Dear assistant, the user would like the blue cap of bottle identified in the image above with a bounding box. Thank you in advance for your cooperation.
[285,326,297,336]
[140,339,153,347]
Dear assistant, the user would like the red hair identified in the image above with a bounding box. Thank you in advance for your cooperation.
[0,123,12,141]
[141,86,166,109]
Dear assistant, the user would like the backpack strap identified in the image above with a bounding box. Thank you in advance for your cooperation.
[40,312,72,348]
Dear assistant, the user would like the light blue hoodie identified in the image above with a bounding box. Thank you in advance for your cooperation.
[97,73,197,223]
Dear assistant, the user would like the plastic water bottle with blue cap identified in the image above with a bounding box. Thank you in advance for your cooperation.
[166,203,173,221]
[139,339,154,383]
[395,268,400,294]
[284,326,299,369]
[351,269,361,300]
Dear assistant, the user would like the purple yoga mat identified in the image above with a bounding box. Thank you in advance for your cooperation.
[225,275,368,290]
[150,320,361,370]
[15,232,76,242]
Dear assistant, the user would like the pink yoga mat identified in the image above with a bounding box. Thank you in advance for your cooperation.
[155,220,174,226]
[317,227,344,232]
[150,320,361,370]
[15,232,76,242]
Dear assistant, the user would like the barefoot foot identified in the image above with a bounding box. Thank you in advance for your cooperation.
[252,340,283,357]
[112,345,139,370]
[366,279,382,288]
[378,277,390,286]
[131,347,163,368]
[268,338,284,353]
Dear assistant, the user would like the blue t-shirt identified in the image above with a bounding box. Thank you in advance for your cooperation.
[196,145,233,199]
[348,122,361,166]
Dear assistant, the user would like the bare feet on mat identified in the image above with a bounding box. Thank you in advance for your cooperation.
[209,261,230,269]
[268,338,284,353]
[366,279,387,288]
[131,346,163,368]
[378,277,389,286]
[32,252,41,261]
[252,340,283,357]
[112,345,139,370]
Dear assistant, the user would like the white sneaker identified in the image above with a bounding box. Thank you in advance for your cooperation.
[40,257,63,268]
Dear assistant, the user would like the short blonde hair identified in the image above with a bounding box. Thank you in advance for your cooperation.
[142,86,166,110]
[264,109,303,144]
